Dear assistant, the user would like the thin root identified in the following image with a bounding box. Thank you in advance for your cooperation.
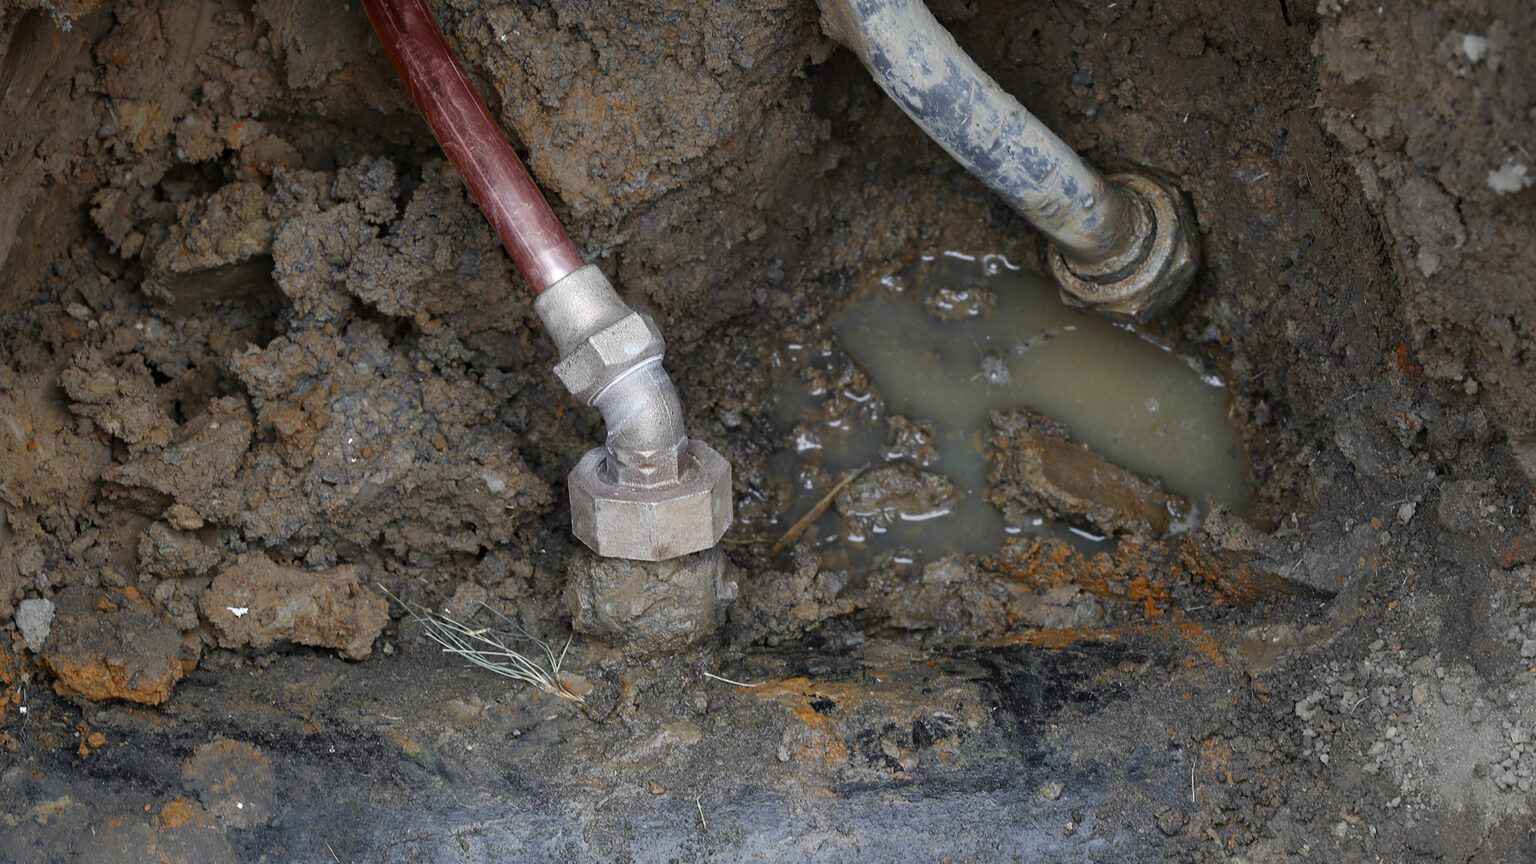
[380,585,585,705]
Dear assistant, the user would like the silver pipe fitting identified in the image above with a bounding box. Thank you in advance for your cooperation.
[818,0,1199,322]
[534,265,732,561]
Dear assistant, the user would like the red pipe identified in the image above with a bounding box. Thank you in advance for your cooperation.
[362,0,584,295]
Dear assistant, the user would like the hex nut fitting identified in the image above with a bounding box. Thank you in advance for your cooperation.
[552,311,665,403]
[1049,173,1200,324]
[568,439,733,562]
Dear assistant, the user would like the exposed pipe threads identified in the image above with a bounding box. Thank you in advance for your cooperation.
[818,0,1200,322]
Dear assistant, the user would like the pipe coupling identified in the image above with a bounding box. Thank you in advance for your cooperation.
[569,441,732,562]
[1049,173,1200,324]
[534,265,732,561]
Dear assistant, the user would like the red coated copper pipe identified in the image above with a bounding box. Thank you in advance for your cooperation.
[362,0,584,295]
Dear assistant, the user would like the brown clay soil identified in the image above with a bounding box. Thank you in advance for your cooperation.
[1,0,1534,861]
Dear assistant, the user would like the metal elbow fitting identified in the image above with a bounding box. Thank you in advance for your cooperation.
[534,265,732,561]
[1049,173,1200,324]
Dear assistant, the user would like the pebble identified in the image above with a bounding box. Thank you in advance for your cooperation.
[1155,806,1187,836]
[14,598,55,652]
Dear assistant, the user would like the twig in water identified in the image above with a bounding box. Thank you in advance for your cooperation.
[769,464,868,556]
[380,585,584,705]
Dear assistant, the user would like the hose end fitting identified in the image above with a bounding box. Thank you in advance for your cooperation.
[535,265,733,561]
[1050,173,1200,324]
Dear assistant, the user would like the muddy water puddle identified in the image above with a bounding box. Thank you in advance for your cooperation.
[764,253,1249,569]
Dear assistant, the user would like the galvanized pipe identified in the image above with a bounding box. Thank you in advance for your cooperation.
[818,0,1141,267]
[534,265,730,561]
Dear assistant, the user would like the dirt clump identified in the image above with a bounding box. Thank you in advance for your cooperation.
[59,349,177,453]
[986,408,1189,539]
[565,546,738,655]
[200,553,387,660]
[833,463,960,538]
[102,396,252,530]
[183,737,278,829]
[880,553,1105,638]
[14,597,54,651]
[136,522,222,581]
[41,584,197,705]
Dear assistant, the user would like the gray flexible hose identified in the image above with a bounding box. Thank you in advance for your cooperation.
[819,0,1144,270]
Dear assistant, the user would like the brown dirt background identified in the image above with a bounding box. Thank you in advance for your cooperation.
[1,0,1533,861]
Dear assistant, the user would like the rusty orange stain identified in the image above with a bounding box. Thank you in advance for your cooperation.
[753,678,851,765]
[158,798,196,828]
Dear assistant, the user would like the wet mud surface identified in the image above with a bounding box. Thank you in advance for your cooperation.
[2,0,1535,861]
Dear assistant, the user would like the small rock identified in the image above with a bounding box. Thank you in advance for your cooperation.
[1487,162,1532,195]
[1461,33,1488,63]
[1038,780,1065,801]
[445,697,485,725]
[442,581,490,622]
[1156,806,1187,836]
[1295,699,1318,721]
[15,598,55,651]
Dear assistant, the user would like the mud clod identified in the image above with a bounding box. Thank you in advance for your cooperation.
[200,554,387,660]
[60,349,176,452]
[834,463,961,537]
[41,585,197,705]
[564,546,737,655]
[104,397,253,528]
[184,738,277,829]
[986,409,1189,539]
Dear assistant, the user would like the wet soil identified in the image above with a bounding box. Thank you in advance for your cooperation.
[1,0,1534,861]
